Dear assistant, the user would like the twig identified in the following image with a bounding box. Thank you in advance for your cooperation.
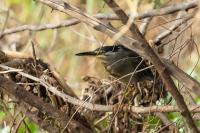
[19,106,59,133]
[139,17,152,35]
[0,10,9,37]
[49,67,77,98]
[9,112,21,133]
[157,122,176,133]
[21,114,32,133]
[158,21,193,50]
[154,14,193,46]
[163,59,200,95]
[130,105,200,114]
[0,69,23,74]
[3,51,31,59]
[13,115,26,133]
[0,18,79,38]
[31,41,37,66]
[154,112,173,126]
[137,0,197,19]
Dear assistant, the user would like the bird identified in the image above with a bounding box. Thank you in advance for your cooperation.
[76,44,154,85]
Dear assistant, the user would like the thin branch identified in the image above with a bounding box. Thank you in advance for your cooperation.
[139,17,152,35]
[154,14,193,46]
[0,18,79,38]
[154,112,173,126]
[163,59,200,95]
[137,0,198,18]
[13,115,26,133]
[158,20,194,50]
[130,105,200,114]
[0,9,9,36]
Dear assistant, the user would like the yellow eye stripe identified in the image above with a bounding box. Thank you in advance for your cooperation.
[94,50,103,54]
[96,54,106,59]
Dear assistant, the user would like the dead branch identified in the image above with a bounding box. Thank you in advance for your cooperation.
[130,105,200,114]
[164,59,200,95]
[154,14,193,46]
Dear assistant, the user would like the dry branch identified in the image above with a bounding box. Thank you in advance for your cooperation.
[154,14,193,45]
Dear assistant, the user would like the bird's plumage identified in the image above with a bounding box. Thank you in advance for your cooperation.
[76,45,154,84]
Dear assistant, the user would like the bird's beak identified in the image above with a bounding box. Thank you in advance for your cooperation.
[75,51,97,56]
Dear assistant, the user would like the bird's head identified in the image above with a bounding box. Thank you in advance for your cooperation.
[75,45,121,60]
